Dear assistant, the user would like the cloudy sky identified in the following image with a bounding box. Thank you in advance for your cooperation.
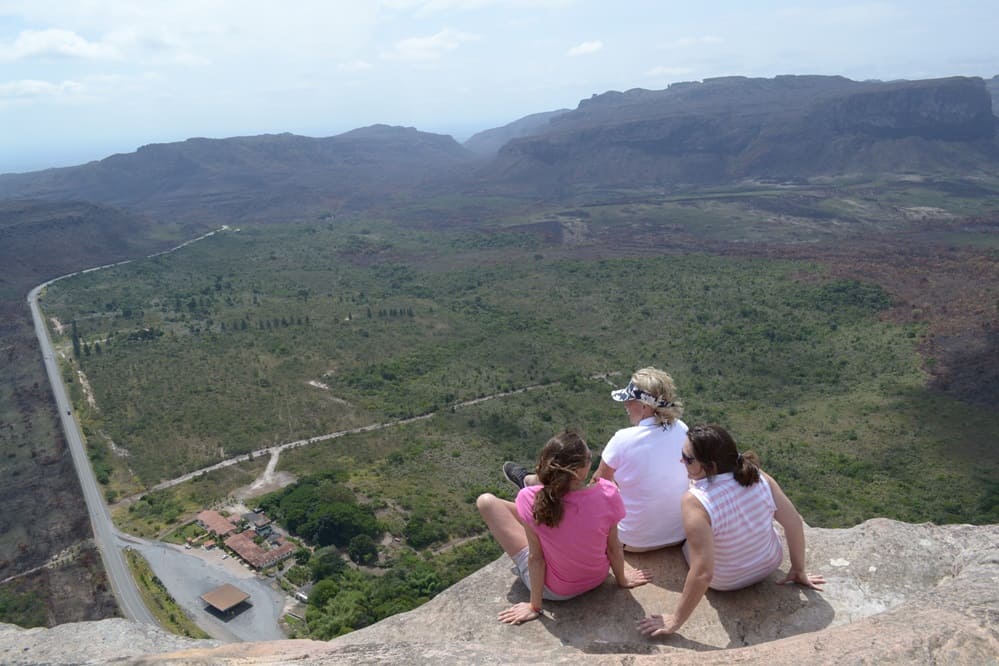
[0,0,995,174]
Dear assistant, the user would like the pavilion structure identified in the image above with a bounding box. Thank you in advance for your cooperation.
[200,583,250,616]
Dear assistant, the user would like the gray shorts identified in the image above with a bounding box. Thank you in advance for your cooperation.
[510,547,576,601]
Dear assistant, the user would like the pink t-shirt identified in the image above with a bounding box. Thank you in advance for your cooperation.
[515,478,626,596]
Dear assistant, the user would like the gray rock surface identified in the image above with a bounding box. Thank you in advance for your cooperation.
[2,519,996,664]
[0,619,219,665]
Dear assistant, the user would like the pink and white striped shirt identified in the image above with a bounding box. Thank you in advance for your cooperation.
[685,473,783,591]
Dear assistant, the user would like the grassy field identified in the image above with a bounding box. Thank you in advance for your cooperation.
[34,186,999,636]
[38,199,999,528]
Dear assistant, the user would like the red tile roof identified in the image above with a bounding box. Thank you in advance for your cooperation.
[196,510,237,536]
[224,531,296,570]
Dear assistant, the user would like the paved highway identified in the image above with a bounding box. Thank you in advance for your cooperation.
[22,227,294,642]
[28,281,158,626]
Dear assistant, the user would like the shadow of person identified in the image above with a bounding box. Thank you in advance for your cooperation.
[624,546,687,593]
[504,577,668,655]
[497,542,835,654]
[705,573,835,648]
[500,545,725,655]
[626,545,836,650]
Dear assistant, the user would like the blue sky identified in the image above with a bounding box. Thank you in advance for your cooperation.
[0,0,996,174]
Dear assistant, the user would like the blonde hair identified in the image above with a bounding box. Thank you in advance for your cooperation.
[631,367,683,426]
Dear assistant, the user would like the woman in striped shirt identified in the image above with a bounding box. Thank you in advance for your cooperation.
[637,424,825,637]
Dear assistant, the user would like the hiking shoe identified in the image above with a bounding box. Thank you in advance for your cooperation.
[503,462,529,490]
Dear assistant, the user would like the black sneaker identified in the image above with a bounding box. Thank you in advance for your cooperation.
[503,462,529,490]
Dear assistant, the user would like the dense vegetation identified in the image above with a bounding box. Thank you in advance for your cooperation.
[257,471,380,549]
[0,588,46,628]
[301,539,500,639]
[252,471,501,639]
[34,188,999,637]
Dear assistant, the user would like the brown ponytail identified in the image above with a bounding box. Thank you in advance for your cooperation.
[532,430,590,527]
[733,450,761,487]
[687,424,761,487]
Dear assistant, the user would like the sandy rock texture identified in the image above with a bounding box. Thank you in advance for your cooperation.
[1,519,996,665]
[0,618,219,665]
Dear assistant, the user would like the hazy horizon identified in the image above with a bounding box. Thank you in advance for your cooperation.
[2,0,996,175]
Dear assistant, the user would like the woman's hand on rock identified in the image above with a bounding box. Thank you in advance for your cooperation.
[777,570,826,590]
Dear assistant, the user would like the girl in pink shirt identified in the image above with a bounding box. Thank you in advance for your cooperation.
[477,430,652,625]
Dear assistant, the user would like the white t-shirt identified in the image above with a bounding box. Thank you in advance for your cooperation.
[600,417,689,548]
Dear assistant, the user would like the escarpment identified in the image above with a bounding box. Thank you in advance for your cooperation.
[484,76,999,190]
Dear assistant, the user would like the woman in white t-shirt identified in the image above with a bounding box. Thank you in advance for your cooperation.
[638,424,826,637]
[590,367,689,551]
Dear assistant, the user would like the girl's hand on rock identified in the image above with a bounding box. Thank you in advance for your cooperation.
[637,613,681,636]
[497,602,540,625]
[619,567,653,588]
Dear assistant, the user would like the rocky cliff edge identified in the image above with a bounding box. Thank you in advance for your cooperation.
[2,518,996,664]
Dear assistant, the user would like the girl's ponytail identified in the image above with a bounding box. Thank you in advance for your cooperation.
[532,430,590,527]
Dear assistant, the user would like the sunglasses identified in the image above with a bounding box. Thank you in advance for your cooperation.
[680,451,696,465]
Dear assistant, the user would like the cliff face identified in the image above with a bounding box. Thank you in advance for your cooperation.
[483,76,999,190]
[820,78,996,140]
[2,519,996,664]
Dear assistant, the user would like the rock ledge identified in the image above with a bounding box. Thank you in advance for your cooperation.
[2,519,996,664]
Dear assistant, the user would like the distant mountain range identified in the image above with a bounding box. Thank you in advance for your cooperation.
[0,199,159,294]
[463,108,571,156]
[0,125,474,223]
[1,75,996,222]
[478,75,998,194]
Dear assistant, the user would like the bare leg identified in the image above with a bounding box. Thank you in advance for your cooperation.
[476,493,528,557]
[524,473,540,487]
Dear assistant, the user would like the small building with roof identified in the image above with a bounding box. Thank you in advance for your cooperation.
[196,510,237,537]
[200,583,250,615]
[224,531,296,570]
[242,510,273,536]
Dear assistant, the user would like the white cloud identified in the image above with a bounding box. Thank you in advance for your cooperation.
[567,40,602,56]
[0,3,381,66]
[0,29,119,61]
[0,79,84,99]
[103,27,209,66]
[382,29,480,61]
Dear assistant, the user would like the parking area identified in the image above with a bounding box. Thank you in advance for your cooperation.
[124,539,289,642]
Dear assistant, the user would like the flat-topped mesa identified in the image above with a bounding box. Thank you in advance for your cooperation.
[488,76,998,189]
[819,77,997,141]
[2,519,996,664]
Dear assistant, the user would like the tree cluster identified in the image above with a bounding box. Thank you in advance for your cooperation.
[258,473,379,549]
